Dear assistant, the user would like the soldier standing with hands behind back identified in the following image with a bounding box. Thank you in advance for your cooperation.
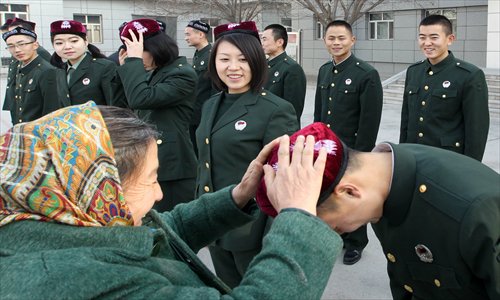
[314,20,383,265]
[400,14,489,161]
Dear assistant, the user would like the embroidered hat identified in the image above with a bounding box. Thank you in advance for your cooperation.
[255,122,349,217]
[120,18,161,43]
[214,21,259,40]
[156,19,167,32]
[187,20,210,33]
[2,26,37,42]
[50,20,87,38]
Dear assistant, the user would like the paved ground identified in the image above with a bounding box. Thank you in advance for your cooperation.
[1,72,498,299]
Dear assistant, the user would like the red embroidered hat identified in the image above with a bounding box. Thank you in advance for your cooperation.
[6,17,36,30]
[214,21,259,40]
[255,122,349,217]
[50,20,87,37]
[120,18,161,43]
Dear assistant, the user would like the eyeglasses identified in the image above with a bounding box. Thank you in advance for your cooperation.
[5,41,35,50]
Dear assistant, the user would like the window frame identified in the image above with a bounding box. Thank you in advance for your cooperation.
[0,3,29,27]
[369,12,394,40]
[73,14,103,44]
[425,8,458,38]
[314,17,324,40]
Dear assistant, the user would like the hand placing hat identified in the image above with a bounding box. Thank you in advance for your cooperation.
[120,29,143,59]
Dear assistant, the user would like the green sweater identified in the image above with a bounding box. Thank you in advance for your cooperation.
[0,186,342,299]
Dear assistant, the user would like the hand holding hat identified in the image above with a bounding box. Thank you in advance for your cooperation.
[120,29,144,59]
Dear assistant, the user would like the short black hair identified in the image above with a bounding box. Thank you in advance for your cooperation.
[264,23,288,49]
[208,33,267,93]
[143,32,179,69]
[420,14,453,35]
[325,20,353,36]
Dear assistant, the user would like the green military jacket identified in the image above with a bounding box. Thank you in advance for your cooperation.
[0,186,343,299]
[3,55,68,125]
[196,90,299,251]
[117,56,197,182]
[399,52,489,161]
[264,51,307,125]
[314,54,383,151]
[66,54,122,106]
[3,46,53,112]
[372,143,500,300]
[191,43,216,126]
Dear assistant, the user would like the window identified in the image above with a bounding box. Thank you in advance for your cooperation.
[0,3,29,26]
[314,17,324,40]
[74,14,102,43]
[281,17,292,32]
[200,17,219,43]
[369,12,394,40]
[425,9,457,37]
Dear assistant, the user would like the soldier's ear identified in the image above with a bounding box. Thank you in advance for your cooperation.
[447,33,455,45]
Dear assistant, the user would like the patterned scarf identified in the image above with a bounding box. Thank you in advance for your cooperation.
[0,102,133,227]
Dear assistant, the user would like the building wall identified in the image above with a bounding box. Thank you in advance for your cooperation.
[487,0,500,68]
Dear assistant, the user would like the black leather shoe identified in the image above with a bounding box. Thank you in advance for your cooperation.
[343,249,363,265]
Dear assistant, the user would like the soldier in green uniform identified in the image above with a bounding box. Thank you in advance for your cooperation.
[314,20,383,265]
[184,20,217,153]
[118,19,197,211]
[196,21,299,288]
[400,15,489,161]
[259,124,499,300]
[50,20,122,106]
[1,18,53,116]
[261,24,307,125]
[2,25,67,125]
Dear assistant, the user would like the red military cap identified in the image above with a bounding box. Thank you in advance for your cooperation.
[256,122,349,217]
[120,18,161,43]
[214,21,260,40]
[50,20,87,37]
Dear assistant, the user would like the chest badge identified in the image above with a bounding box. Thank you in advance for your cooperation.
[415,244,433,263]
[200,60,205,65]
[442,81,451,88]
[274,71,279,77]
[235,120,247,131]
[82,78,90,85]
[28,79,33,85]
[345,78,352,85]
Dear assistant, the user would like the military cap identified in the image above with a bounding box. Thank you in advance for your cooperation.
[120,18,161,43]
[256,122,348,217]
[2,26,37,42]
[50,20,87,38]
[187,20,210,33]
[214,20,260,40]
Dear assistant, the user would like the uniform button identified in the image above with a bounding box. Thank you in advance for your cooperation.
[344,90,348,94]
[428,70,433,75]
[27,89,30,92]
[18,119,22,123]
[93,58,97,61]
[386,253,396,263]
[456,62,460,66]
[356,62,360,65]
[67,94,70,97]
[193,65,196,69]
[156,139,162,145]
[205,138,209,145]
[19,84,22,88]
[326,124,331,128]
[419,117,424,122]
[455,142,460,147]
[418,132,424,138]
[272,80,275,83]
[329,97,332,101]
[442,94,446,98]
[204,186,210,192]
[327,110,331,115]
[334,70,338,74]
[261,92,266,96]
[421,101,426,106]
[178,64,183,66]
[419,184,427,193]
[205,162,209,168]
[424,85,429,90]
[404,285,413,293]
[15,95,18,99]
[19,107,22,111]
[434,279,441,287]
[409,91,412,94]
[331,83,335,87]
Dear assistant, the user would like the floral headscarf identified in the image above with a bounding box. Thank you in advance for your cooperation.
[0,102,133,227]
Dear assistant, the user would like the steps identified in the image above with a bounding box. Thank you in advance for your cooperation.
[383,72,500,117]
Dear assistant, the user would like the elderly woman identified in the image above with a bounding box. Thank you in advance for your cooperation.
[0,102,341,298]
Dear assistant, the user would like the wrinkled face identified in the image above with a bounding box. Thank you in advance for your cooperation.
[52,34,88,64]
[261,29,282,57]
[323,25,355,63]
[215,40,252,94]
[142,51,156,71]
[184,27,204,47]
[122,140,163,226]
[418,24,453,65]
[5,34,38,63]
